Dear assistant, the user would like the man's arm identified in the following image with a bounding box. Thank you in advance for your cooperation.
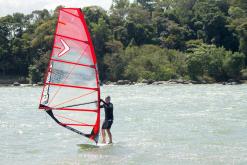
[100,99,105,108]
[100,99,106,104]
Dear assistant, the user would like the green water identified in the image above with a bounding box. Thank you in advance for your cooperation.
[1,84,247,164]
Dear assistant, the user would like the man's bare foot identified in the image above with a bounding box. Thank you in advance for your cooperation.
[102,140,106,144]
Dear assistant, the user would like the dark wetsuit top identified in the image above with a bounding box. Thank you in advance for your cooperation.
[100,102,114,121]
[100,101,114,129]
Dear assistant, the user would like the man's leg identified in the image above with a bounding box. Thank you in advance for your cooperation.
[101,128,106,143]
[106,129,112,143]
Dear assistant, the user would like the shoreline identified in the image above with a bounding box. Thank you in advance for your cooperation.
[1,79,247,87]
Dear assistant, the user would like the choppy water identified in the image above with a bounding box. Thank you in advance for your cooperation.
[1,84,247,165]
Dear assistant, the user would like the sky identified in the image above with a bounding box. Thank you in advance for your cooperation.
[0,0,113,16]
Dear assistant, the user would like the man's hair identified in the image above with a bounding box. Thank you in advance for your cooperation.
[106,96,111,100]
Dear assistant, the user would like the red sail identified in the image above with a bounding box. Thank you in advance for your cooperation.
[39,8,100,143]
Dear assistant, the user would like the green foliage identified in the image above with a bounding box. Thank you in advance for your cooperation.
[123,45,184,81]
[187,54,204,80]
[103,41,125,81]
[28,65,40,83]
[223,52,245,79]
[240,68,247,79]
[0,0,246,83]
[187,43,245,81]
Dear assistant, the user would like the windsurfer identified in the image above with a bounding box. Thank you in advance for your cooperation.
[100,96,113,144]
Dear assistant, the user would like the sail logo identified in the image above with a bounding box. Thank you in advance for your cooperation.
[58,39,70,57]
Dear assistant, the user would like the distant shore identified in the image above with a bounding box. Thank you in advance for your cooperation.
[1,79,247,87]
[102,79,247,86]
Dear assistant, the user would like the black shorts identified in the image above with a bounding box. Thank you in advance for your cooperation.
[102,120,113,129]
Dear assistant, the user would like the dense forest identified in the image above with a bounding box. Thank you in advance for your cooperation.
[0,0,247,84]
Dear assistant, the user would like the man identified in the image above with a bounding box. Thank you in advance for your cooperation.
[100,96,114,144]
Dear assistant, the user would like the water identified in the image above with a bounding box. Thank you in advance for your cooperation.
[1,84,247,165]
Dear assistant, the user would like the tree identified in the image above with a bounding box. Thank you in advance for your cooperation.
[0,1,247,84]
[0,19,10,75]
[187,54,204,80]
[192,0,239,51]
[136,0,156,13]
[223,52,245,79]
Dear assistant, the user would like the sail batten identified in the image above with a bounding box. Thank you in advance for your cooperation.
[39,8,100,143]
[61,9,80,18]
[50,59,95,68]
[46,83,99,90]
[55,34,89,44]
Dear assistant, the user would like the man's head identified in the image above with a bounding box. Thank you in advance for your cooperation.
[105,96,111,103]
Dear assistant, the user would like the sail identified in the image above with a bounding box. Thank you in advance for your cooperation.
[39,8,100,143]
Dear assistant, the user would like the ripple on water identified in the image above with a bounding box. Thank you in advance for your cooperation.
[1,85,247,165]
